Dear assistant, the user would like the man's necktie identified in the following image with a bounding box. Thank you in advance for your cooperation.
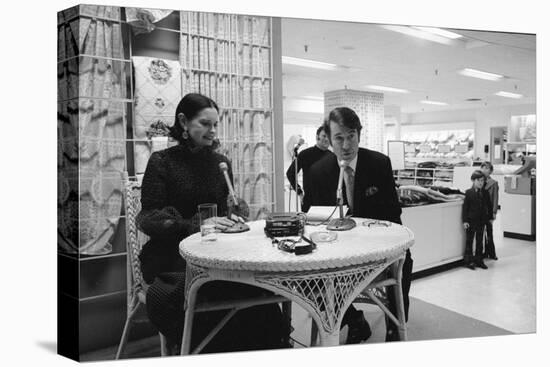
[345,165,355,213]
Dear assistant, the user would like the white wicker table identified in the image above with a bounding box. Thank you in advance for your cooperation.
[179,219,414,353]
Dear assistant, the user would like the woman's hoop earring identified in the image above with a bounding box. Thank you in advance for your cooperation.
[177,113,188,139]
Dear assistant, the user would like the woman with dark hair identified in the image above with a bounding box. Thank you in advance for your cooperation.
[137,93,286,353]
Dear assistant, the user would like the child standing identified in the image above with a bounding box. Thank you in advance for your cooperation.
[480,162,499,260]
[462,170,493,270]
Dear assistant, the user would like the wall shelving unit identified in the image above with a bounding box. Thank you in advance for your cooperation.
[58,5,277,355]
[394,167,455,187]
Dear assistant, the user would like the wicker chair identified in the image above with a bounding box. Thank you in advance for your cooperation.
[115,178,168,359]
[118,177,293,356]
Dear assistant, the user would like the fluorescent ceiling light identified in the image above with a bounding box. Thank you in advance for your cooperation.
[495,91,523,99]
[282,56,338,70]
[366,85,410,93]
[302,95,324,101]
[380,25,456,45]
[458,68,504,81]
[412,27,463,39]
[420,100,448,106]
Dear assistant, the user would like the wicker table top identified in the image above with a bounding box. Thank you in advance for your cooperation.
[180,219,414,272]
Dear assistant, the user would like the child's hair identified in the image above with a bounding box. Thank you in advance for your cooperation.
[471,170,485,181]
[480,161,494,173]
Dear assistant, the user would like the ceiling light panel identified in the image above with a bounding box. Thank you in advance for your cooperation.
[458,68,504,81]
[302,95,324,101]
[282,56,338,70]
[380,25,455,45]
[420,100,448,106]
[365,85,410,93]
[413,27,463,39]
[495,91,523,99]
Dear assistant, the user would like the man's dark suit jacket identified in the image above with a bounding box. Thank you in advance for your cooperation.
[308,147,402,224]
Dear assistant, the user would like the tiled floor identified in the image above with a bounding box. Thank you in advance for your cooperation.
[409,215,536,334]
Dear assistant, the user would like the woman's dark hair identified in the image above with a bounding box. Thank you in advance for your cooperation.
[471,170,485,181]
[169,93,219,144]
[324,107,362,142]
[480,161,494,173]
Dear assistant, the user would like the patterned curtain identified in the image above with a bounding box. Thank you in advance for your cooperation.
[58,5,127,255]
[131,56,182,175]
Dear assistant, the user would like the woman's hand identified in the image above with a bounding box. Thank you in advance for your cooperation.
[204,216,237,231]
[229,213,245,223]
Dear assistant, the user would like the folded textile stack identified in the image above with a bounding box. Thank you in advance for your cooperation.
[397,188,431,207]
[434,170,453,179]
[417,170,433,178]
[417,161,438,169]
[493,164,521,175]
[398,185,464,207]
[429,186,465,196]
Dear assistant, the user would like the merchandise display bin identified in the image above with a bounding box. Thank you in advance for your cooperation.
[402,201,465,273]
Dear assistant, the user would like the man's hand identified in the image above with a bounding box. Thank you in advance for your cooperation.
[463,222,470,230]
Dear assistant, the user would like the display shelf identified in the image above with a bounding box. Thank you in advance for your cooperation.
[58,14,132,354]
[394,166,456,186]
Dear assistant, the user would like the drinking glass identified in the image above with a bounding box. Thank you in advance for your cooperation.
[198,203,217,242]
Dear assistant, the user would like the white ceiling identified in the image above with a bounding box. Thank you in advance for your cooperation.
[281,18,536,114]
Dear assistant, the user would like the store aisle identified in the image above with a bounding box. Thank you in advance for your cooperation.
[409,214,536,334]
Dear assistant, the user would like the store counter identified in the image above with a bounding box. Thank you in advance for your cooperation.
[501,176,536,241]
[402,201,465,274]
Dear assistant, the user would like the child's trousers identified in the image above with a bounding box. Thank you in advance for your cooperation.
[465,225,485,264]
[484,221,496,257]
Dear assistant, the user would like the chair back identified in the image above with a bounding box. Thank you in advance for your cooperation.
[123,178,150,301]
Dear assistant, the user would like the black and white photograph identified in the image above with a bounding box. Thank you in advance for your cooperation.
[4,0,547,366]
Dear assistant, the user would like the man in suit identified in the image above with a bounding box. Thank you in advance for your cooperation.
[286,124,333,212]
[309,106,413,343]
